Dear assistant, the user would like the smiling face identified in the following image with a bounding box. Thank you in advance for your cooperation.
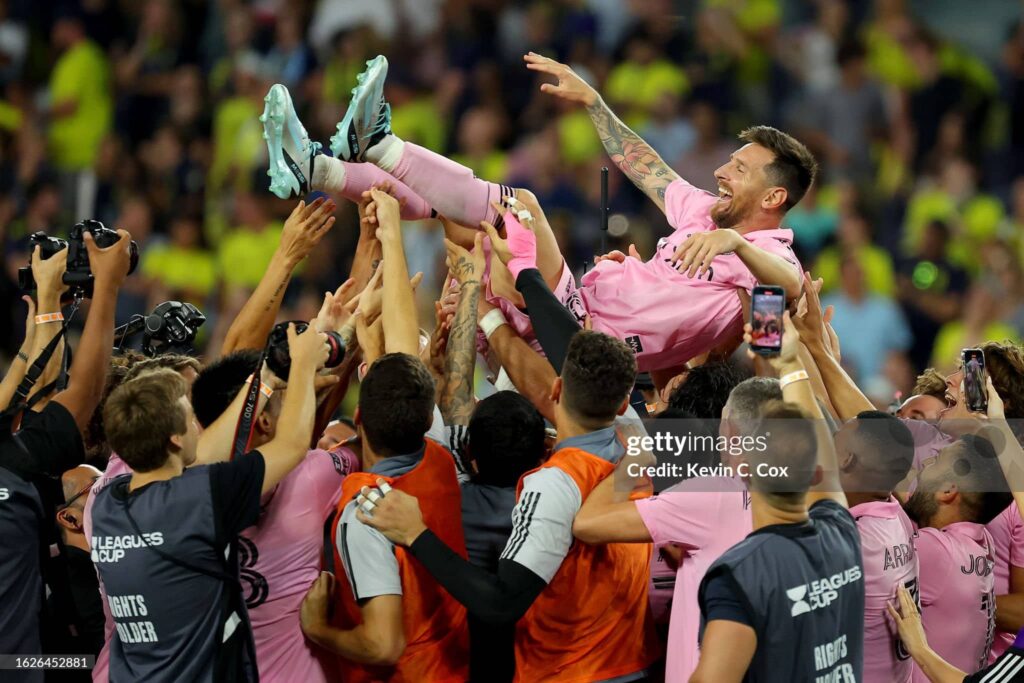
[710,143,780,230]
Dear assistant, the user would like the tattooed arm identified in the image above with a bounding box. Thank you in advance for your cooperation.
[525,52,680,212]
[222,198,337,354]
[440,233,486,425]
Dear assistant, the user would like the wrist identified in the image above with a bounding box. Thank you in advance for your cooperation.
[774,359,804,375]
[36,293,61,312]
[271,250,299,272]
[404,523,428,547]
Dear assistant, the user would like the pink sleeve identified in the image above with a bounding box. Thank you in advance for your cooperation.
[1011,504,1024,568]
[915,529,952,607]
[664,178,717,231]
[634,491,714,551]
[306,448,359,516]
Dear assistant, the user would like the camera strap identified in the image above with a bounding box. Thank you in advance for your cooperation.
[230,345,271,462]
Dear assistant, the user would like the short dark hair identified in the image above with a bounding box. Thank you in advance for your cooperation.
[952,435,1012,525]
[749,400,818,501]
[668,361,751,419]
[724,377,783,423]
[561,331,636,427]
[191,350,261,428]
[104,370,189,472]
[85,352,147,462]
[468,392,545,487]
[850,410,915,491]
[359,353,435,456]
[125,354,202,383]
[738,126,818,211]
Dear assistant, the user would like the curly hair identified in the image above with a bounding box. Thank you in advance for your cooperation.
[912,368,947,400]
[667,361,751,420]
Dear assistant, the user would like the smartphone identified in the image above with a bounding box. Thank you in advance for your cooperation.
[961,348,987,413]
[750,285,786,356]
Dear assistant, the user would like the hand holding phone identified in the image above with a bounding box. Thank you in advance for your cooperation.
[750,285,786,356]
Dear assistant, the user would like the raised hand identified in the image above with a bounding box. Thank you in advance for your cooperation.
[524,52,599,107]
[84,229,133,290]
[314,279,358,334]
[279,198,337,266]
[31,244,69,299]
[286,322,330,372]
[444,232,485,285]
[370,187,402,240]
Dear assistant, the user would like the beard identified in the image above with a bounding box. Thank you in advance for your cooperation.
[710,198,743,231]
[903,488,939,527]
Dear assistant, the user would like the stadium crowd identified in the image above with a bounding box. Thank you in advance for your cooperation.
[3,1,1024,682]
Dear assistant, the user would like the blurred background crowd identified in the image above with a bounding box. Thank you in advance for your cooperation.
[1,0,1023,407]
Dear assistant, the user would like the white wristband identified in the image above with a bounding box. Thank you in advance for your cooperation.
[779,370,809,389]
[479,308,508,340]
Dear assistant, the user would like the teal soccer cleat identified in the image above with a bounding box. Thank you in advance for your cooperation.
[261,83,321,199]
[330,55,392,162]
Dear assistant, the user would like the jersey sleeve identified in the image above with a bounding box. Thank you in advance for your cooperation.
[425,404,446,445]
[307,448,358,517]
[336,500,402,600]
[635,490,716,550]
[664,178,718,232]
[498,467,581,583]
[14,401,86,477]
[443,424,472,484]
[914,528,953,608]
[1011,505,1024,569]
[702,570,755,627]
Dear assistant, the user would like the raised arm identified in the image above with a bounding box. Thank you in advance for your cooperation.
[221,198,336,354]
[257,323,328,494]
[53,232,132,431]
[749,311,846,508]
[439,233,485,425]
[369,189,418,355]
[791,272,873,420]
[524,53,679,211]
[0,298,36,409]
[22,246,70,406]
[479,301,557,423]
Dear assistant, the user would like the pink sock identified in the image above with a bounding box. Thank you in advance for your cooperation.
[330,160,433,221]
[389,143,508,227]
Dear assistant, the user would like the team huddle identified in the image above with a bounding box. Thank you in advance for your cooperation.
[3,51,1024,683]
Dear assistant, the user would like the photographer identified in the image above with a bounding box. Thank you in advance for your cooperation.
[0,229,132,679]
[90,322,329,682]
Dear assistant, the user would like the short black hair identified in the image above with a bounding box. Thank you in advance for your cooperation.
[738,125,818,211]
[359,353,435,456]
[191,350,261,428]
[561,331,636,427]
[749,400,818,501]
[849,410,915,491]
[468,392,545,487]
[668,361,751,419]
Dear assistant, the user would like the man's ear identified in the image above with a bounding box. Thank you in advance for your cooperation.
[617,396,630,416]
[169,433,183,451]
[549,377,563,404]
[838,450,856,473]
[762,186,787,212]
[353,406,362,426]
[809,464,824,487]
[56,508,82,533]
[257,412,274,436]
[937,482,959,506]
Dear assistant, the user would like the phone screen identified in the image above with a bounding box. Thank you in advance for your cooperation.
[962,349,987,412]
[751,289,785,352]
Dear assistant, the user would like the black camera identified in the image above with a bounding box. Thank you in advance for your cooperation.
[18,220,139,300]
[114,301,206,357]
[266,321,345,380]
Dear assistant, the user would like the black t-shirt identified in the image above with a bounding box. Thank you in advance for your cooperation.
[0,401,84,674]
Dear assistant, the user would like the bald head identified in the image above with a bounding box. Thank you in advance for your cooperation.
[61,464,101,506]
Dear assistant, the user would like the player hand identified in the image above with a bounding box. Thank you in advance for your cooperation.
[594,244,642,265]
[524,52,600,107]
[370,188,402,240]
[987,377,1006,420]
[359,181,407,228]
[743,311,801,370]
[280,198,336,267]
[356,480,428,547]
[444,232,485,285]
[314,279,357,334]
[886,585,928,660]
[85,229,133,290]
[287,322,330,371]
[31,244,69,299]
[671,229,744,278]
[300,571,336,634]
[791,272,827,347]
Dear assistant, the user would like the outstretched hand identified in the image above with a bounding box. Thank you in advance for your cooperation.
[523,52,600,107]
[280,198,336,266]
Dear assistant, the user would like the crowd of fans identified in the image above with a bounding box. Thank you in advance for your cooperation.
[1,0,1023,404]
[3,1,1024,683]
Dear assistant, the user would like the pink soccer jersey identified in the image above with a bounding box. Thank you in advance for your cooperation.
[987,502,1024,660]
[243,447,357,683]
[913,522,997,682]
[851,498,919,683]
[634,477,751,682]
[579,178,801,371]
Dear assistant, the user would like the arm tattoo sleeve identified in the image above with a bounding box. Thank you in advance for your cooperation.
[585,97,680,208]
[440,280,481,425]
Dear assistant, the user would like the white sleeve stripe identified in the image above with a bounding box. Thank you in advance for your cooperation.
[982,654,1023,683]
[500,491,530,560]
[502,491,541,561]
[448,425,470,475]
